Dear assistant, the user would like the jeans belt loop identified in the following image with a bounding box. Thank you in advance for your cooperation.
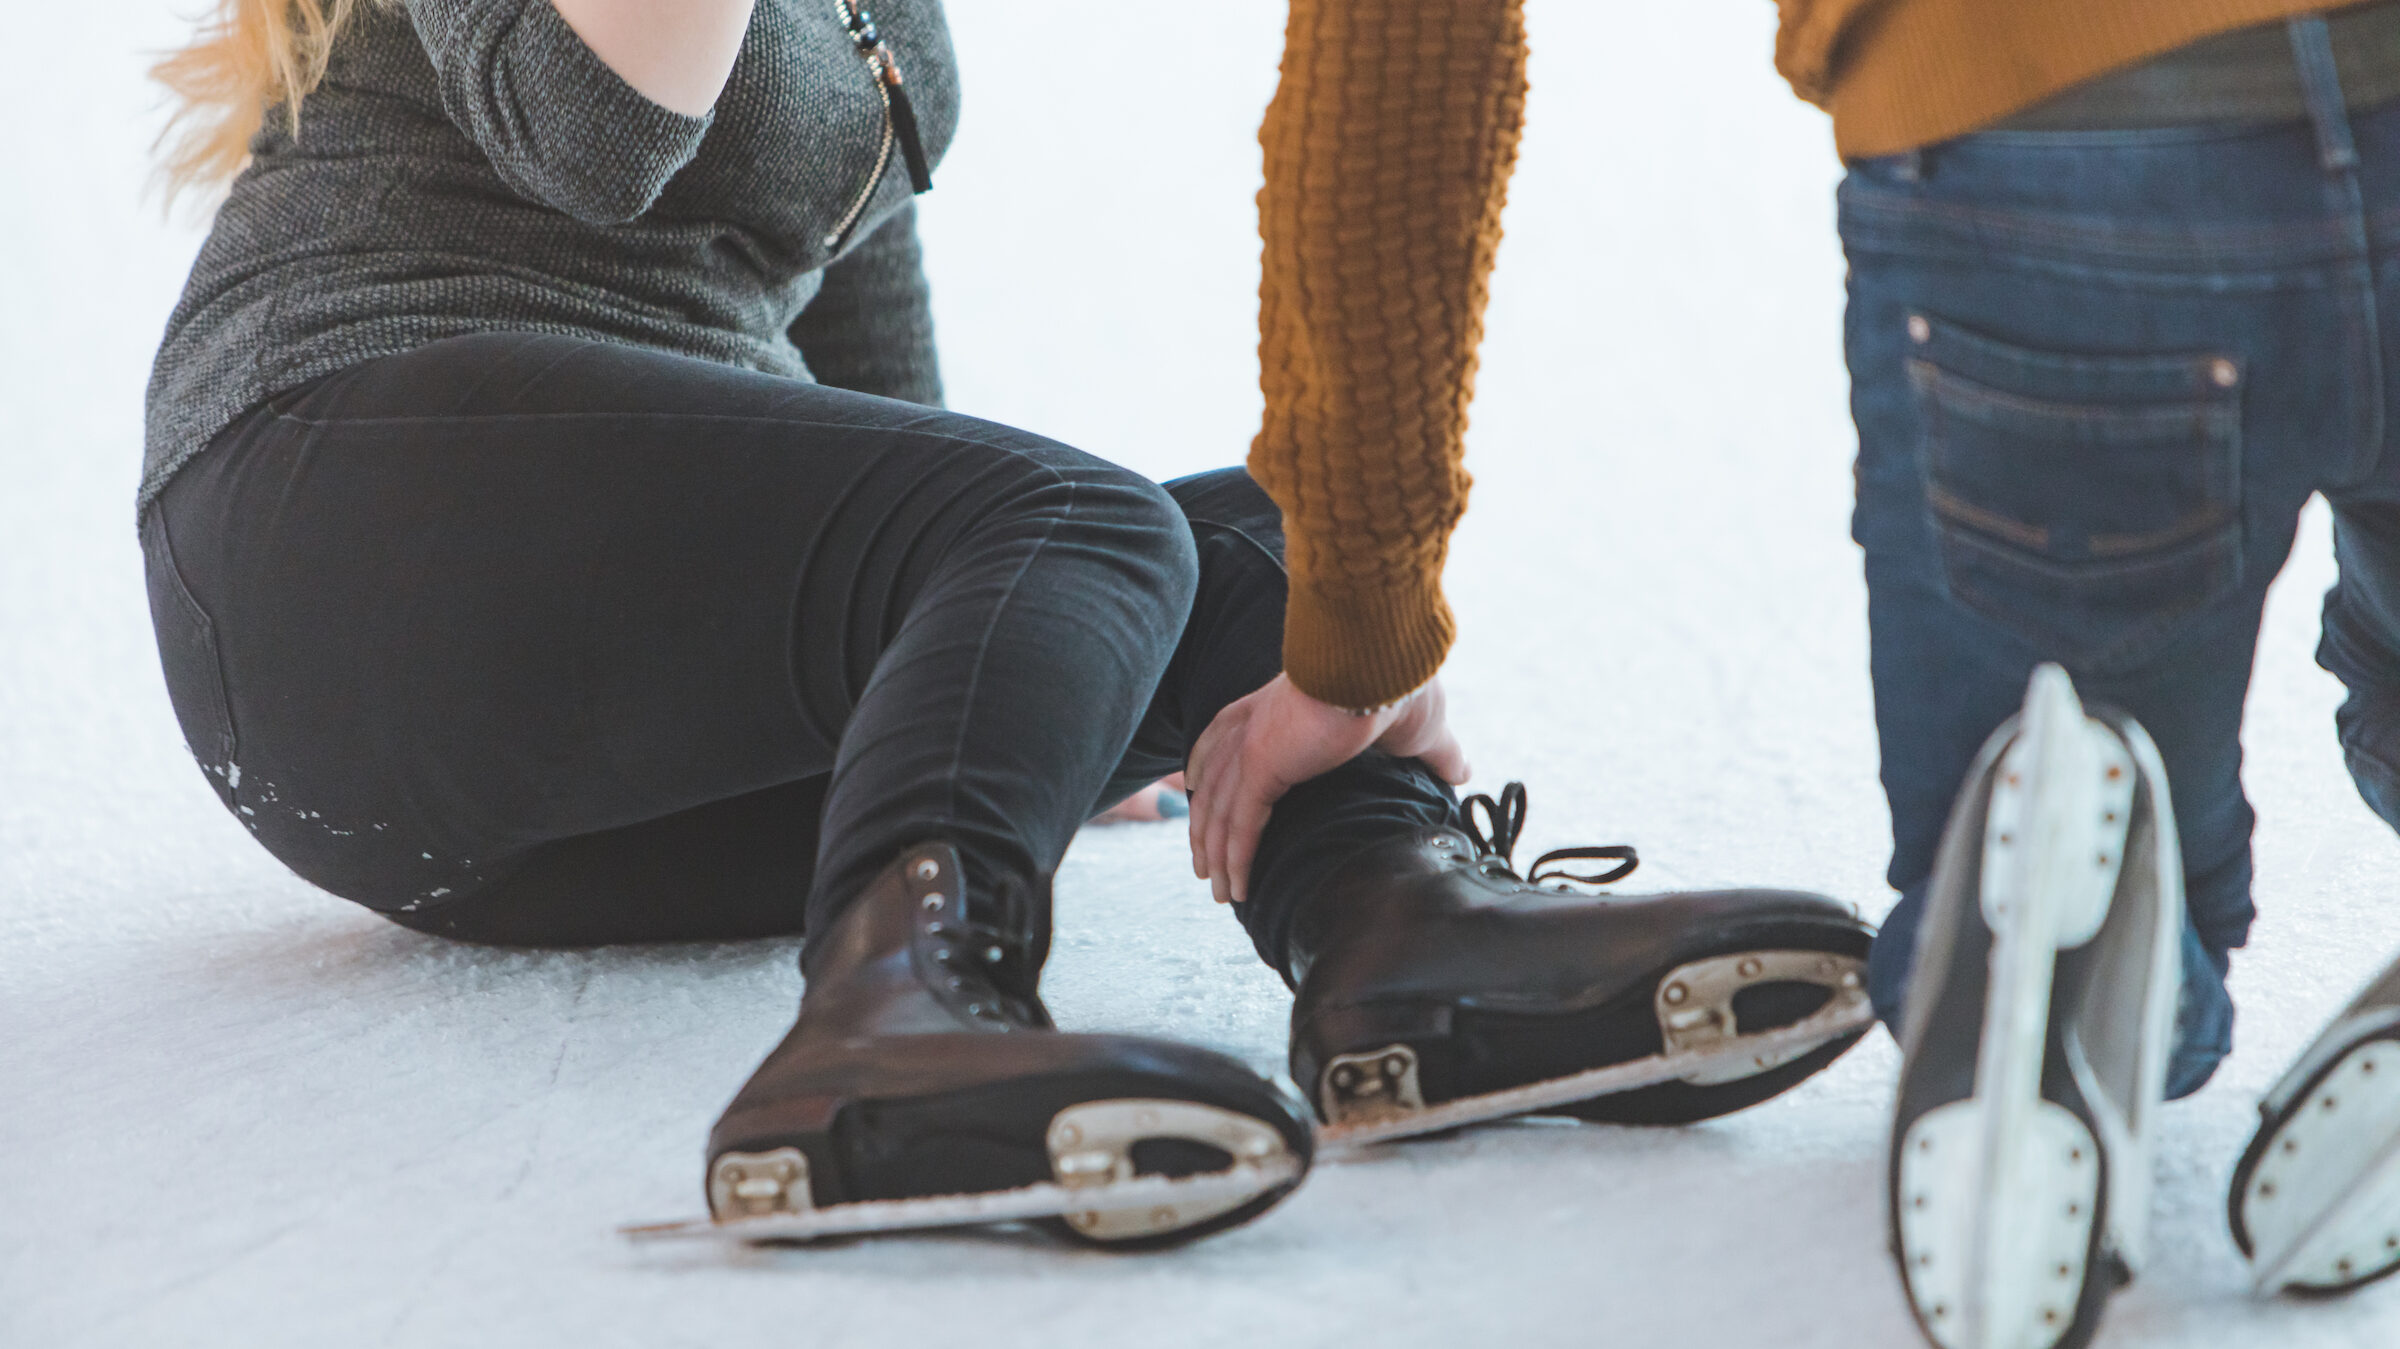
[2289,15,2361,172]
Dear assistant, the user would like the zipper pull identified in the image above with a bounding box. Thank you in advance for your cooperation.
[881,60,933,195]
[844,5,933,195]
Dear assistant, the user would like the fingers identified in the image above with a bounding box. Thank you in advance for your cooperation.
[1201,752,1241,904]
[1188,673,1465,907]
[1187,776,1212,881]
[1419,728,1471,785]
[1187,719,1230,880]
[1197,753,1280,907]
[1220,781,1274,907]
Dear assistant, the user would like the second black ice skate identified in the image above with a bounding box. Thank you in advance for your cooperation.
[1286,782,1875,1135]
[2231,951,2400,1296]
[690,843,1313,1248]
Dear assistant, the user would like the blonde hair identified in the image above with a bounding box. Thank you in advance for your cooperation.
[151,0,377,199]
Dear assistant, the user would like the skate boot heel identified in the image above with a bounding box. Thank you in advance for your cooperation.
[1318,1044,1430,1126]
[1890,666,2184,1349]
[1897,1100,2104,1348]
[710,1091,847,1220]
[1297,1001,1451,1125]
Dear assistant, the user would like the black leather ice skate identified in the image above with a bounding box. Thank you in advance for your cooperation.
[1287,783,1874,1134]
[2233,952,2400,1296]
[700,844,1312,1248]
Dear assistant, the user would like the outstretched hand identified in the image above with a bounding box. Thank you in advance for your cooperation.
[1186,674,1470,905]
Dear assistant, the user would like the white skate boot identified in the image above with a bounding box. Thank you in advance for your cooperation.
[2231,953,2400,1296]
[1889,666,2184,1349]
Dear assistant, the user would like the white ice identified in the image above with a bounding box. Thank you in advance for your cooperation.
[7,4,2400,1347]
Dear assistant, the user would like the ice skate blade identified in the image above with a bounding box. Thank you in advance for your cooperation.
[642,1097,1299,1246]
[625,1157,1304,1244]
[1897,1100,2102,1349]
[2241,1040,2400,1296]
[1315,984,1872,1150]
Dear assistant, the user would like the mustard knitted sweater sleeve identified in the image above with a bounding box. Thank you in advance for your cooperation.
[1250,0,1528,710]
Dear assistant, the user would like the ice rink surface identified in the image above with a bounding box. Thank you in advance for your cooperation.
[8,3,2400,1346]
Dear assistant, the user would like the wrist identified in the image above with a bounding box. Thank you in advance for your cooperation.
[1336,685,1423,718]
[1281,572,1455,712]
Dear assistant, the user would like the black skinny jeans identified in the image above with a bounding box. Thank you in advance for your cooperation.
[144,333,1455,970]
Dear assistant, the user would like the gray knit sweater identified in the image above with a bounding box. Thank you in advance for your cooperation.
[142,0,960,514]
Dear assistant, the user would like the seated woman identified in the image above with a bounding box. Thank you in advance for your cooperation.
[141,0,1870,1244]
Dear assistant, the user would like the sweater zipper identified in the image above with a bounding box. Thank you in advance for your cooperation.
[824,0,934,252]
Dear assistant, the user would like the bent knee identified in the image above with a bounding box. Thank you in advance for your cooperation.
[983,448,1200,611]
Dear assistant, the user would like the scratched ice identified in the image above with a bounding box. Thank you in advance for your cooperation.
[7,5,2400,1348]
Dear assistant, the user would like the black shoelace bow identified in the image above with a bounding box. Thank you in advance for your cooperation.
[1461,781,1640,888]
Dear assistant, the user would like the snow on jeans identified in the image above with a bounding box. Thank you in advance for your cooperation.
[1840,24,2400,1098]
[140,332,1456,957]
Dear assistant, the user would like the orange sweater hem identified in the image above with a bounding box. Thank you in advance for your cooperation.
[1811,0,2374,158]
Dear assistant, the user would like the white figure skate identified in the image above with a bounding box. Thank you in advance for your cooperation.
[2232,953,2400,1296]
[1889,666,2183,1349]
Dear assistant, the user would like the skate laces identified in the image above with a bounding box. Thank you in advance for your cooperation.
[1461,781,1640,888]
[936,872,1048,1023]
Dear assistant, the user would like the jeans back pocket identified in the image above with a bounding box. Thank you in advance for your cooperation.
[142,506,239,809]
[1909,315,2244,671]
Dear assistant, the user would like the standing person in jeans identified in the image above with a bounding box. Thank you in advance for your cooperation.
[1792,2,2400,1338]
[138,0,1876,1245]
[1261,0,2400,1337]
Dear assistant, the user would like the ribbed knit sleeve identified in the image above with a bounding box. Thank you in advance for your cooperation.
[402,0,713,224]
[1251,0,1527,710]
[790,204,945,407]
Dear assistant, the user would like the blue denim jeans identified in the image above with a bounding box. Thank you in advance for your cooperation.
[1841,20,2400,1098]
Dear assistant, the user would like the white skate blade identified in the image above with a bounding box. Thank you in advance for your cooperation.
[1897,1099,2102,1349]
[1316,981,1873,1151]
[2242,1039,2400,1295]
[623,1156,1304,1244]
